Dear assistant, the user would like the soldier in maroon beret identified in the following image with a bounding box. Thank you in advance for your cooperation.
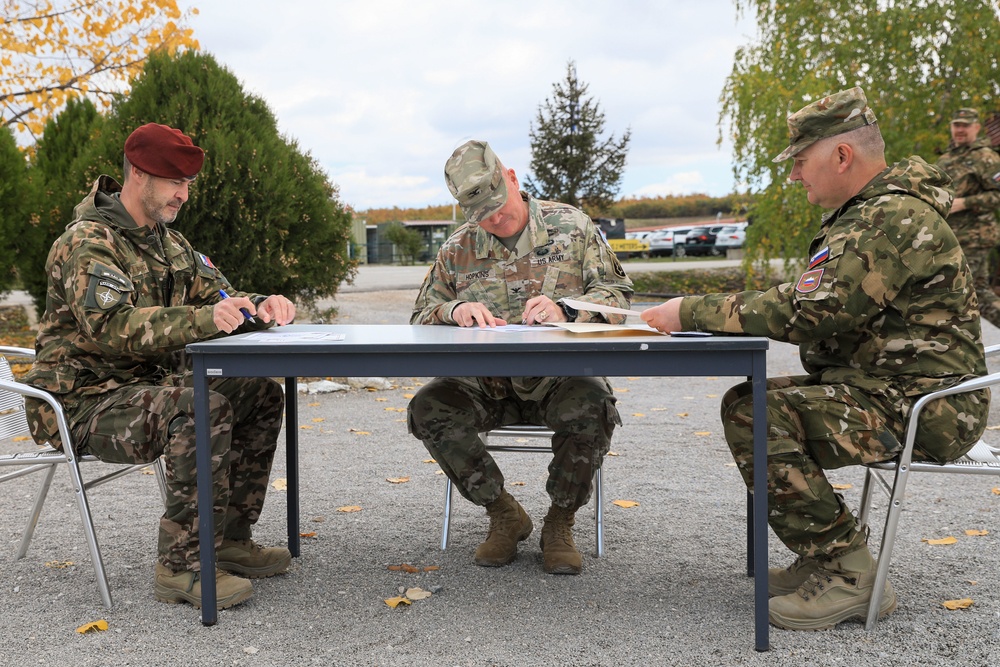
[23,123,298,609]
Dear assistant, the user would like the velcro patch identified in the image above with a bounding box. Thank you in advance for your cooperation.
[795,268,824,294]
[993,171,1000,184]
[808,246,830,269]
[84,260,134,311]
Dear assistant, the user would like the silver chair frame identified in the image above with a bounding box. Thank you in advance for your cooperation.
[858,344,1000,630]
[440,424,605,557]
[0,345,167,608]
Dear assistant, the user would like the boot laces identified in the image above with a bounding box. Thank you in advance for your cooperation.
[797,568,858,600]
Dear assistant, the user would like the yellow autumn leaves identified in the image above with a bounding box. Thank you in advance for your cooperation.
[921,528,989,611]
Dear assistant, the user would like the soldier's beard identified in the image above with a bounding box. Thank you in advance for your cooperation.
[139,181,183,226]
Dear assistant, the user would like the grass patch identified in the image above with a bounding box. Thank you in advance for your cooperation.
[630,268,783,298]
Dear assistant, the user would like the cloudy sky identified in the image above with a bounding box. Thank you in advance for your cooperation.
[177,1,756,212]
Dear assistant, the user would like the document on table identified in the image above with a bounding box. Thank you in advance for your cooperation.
[483,322,666,335]
[560,298,645,318]
[241,331,346,342]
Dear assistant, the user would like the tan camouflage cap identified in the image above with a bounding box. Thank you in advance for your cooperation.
[444,140,508,224]
[773,86,878,162]
[951,108,980,125]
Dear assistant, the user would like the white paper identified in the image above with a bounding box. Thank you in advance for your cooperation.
[561,298,646,318]
[241,331,346,342]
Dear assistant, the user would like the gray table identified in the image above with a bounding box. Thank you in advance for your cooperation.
[188,324,771,650]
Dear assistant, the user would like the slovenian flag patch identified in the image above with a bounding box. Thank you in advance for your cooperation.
[808,246,830,269]
[197,253,216,269]
[796,268,824,293]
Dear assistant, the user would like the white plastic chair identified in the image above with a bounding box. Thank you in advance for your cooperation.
[858,343,1000,630]
[440,424,605,557]
[0,345,167,608]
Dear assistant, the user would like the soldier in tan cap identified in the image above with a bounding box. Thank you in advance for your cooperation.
[408,140,633,575]
[936,107,1000,328]
[23,123,298,609]
[642,87,988,630]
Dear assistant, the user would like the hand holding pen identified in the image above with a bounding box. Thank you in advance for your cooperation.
[214,289,256,333]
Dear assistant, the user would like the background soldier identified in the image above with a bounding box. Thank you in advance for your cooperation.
[642,88,988,630]
[936,107,1000,328]
[23,123,297,609]
[407,140,633,575]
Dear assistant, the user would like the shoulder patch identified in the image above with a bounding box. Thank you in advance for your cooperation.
[993,171,1000,184]
[84,260,134,311]
[795,268,824,294]
[808,246,830,269]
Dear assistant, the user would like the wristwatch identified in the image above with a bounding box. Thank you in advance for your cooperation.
[557,301,578,322]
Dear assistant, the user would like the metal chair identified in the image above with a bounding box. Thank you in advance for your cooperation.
[440,424,605,557]
[0,345,167,608]
[858,343,1000,630]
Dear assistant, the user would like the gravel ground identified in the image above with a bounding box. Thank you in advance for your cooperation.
[2,289,1000,666]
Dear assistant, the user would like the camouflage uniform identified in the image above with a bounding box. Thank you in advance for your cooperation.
[936,136,1000,327]
[407,192,633,511]
[678,156,989,558]
[22,175,284,572]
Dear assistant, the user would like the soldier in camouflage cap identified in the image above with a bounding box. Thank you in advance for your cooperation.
[22,123,298,609]
[936,106,1000,328]
[408,139,633,575]
[643,87,988,630]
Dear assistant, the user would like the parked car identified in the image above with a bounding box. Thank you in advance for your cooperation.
[680,225,726,257]
[648,227,693,257]
[713,221,750,251]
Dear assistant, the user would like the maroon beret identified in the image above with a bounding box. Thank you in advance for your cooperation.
[124,123,205,179]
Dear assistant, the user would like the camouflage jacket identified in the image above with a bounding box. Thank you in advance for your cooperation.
[936,137,1000,248]
[411,192,633,400]
[23,175,268,407]
[679,156,986,400]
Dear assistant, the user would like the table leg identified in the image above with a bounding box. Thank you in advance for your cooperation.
[285,377,300,557]
[193,357,218,624]
[751,351,769,651]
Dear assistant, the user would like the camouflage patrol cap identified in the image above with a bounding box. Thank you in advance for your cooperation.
[444,140,508,224]
[951,108,980,125]
[773,87,878,162]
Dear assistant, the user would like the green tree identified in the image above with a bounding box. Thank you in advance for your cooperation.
[382,223,425,265]
[17,97,106,310]
[720,0,1000,271]
[525,61,631,215]
[0,125,29,293]
[72,50,355,309]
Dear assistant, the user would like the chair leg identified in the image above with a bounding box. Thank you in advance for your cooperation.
[64,457,114,609]
[16,463,59,559]
[153,458,169,506]
[865,465,911,630]
[858,468,876,529]
[441,477,454,551]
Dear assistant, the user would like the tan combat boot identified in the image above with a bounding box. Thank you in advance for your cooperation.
[154,563,253,609]
[539,505,582,575]
[474,490,533,567]
[217,539,292,578]
[769,554,823,597]
[768,546,896,631]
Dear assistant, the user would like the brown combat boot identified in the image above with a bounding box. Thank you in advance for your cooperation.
[769,546,896,631]
[769,554,823,597]
[154,563,253,609]
[539,505,582,575]
[217,539,292,579]
[473,490,533,567]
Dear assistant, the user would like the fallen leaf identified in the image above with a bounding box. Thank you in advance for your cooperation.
[140,467,155,475]
[403,393,415,399]
[724,462,737,467]
[387,565,403,571]
[405,587,432,600]
[967,580,979,585]
[12,435,31,442]
[75,620,108,634]
[44,561,74,569]
[922,536,958,545]
[312,417,325,423]
[705,394,718,398]
[510,481,526,486]
[613,387,629,392]
[705,376,718,380]
[831,483,853,490]
[349,429,371,435]
[312,515,326,522]
[386,476,410,484]
[308,402,320,407]
[397,563,419,573]
[632,413,645,417]
[375,397,388,402]
[272,478,287,491]
[992,487,1000,495]
[985,425,1000,430]
[299,424,314,430]
[694,431,712,436]
[423,565,440,572]
[613,499,639,508]
[384,407,407,412]
[365,387,377,392]
[423,458,437,464]
[608,451,619,456]
[677,412,689,417]
[965,529,988,536]
[337,505,362,513]
[300,531,317,538]
[434,470,445,475]
[942,598,974,610]
[627,377,639,380]
[384,596,411,609]
[651,407,667,411]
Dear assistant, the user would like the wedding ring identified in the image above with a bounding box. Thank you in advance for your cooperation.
[538,310,548,320]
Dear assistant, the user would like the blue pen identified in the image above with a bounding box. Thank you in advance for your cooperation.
[218,289,256,324]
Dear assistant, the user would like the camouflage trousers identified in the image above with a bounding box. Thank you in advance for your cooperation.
[69,375,284,572]
[963,245,1000,329]
[721,374,988,558]
[407,376,620,511]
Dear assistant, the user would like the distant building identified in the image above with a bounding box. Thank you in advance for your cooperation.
[365,220,459,264]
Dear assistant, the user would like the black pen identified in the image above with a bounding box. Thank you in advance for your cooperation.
[218,289,256,324]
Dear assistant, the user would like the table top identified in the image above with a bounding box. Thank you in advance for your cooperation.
[187,323,769,356]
